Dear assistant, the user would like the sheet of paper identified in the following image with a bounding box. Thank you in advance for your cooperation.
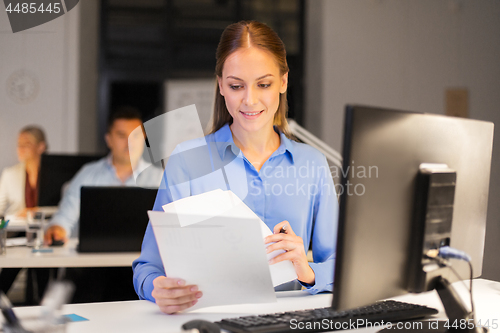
[6,237,27,247]
[162,189,298,287]
[4,215,26,228]
[149,210,276,310]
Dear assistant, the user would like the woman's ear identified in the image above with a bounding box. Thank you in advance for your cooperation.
[217,76,224,96]
[280,72,288,94]
[37,142,47,155]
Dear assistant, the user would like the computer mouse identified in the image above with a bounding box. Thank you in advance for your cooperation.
[50,237,65,247]
[181,319,220,333]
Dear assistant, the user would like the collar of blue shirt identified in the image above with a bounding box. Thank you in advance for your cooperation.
[211,123,295,163]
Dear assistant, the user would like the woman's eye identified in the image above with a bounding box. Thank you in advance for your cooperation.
[259,83,271,88]
[229,85,243,90]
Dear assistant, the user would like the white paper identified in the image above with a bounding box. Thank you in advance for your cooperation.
[162,189,298,287]
[149,210,276,310]
[6,237,27,247]
[4,215,26,229]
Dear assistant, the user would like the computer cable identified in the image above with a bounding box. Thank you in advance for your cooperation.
[426,246,475,323]
[437,246,472,262]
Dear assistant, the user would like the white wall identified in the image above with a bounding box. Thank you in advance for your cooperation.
[0,1,100,170]
[77,0,100,153]
[305,0,500,281]
[0,3,81,172]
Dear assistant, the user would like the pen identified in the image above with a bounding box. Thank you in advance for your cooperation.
[0,220,9,229]
[279,225,287,234]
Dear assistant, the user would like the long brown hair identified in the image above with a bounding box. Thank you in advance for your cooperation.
[210,21,292,138]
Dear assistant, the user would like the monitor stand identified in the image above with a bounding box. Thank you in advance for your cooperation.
[379,276,488,333]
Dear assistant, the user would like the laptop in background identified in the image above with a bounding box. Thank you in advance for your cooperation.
[78,186,157,253]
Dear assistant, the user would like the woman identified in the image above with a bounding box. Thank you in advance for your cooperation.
[0,126,47,217]
[0,125,47,297]
[133,21,338,314]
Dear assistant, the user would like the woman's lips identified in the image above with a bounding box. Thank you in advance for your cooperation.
[240,110,264,119]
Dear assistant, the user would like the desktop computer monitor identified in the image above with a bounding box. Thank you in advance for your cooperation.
[37,154,104,207]
[332,105,494,314]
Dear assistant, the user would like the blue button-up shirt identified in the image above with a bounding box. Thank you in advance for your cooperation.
[49,155,163,237]
[133,124,338,301]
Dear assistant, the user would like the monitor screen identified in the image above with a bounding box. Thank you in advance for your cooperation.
[78,186,157,252]
[37,154,104,207]
[332,105,494,311]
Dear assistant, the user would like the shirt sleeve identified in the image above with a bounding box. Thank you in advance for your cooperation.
[47,164,92,237]
[302,155,339,294]
[132,150,191,302]
[132,179,172,301]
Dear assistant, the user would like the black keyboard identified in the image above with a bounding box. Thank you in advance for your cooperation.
[216,300,438,333]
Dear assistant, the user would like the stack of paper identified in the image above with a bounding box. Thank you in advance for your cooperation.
[149,189,298,310]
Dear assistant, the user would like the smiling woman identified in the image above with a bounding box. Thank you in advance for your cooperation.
[212,20,291,139]
[133,21,339,315]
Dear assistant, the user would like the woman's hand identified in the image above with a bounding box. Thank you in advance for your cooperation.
[264,221,315,285]
[152,276,203,314]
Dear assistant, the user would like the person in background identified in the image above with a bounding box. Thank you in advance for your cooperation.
[0,126,47,217]
[0,126,47,299]
[44,106,162,244]
[42,106,163,303]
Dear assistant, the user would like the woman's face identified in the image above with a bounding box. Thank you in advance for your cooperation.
[17,132,45,163]
[218,46,288,135]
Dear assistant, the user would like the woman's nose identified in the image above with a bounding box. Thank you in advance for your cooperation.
[244,86,259,106]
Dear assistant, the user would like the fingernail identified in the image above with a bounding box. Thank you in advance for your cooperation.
[196,292,202,298]
[192,300,198,305]
[268,259,274,264]
[190,286,198,292]
[177,280,185,286]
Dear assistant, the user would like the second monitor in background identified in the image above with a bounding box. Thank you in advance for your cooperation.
[37,154,104,207]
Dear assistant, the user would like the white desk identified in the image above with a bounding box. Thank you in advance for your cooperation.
[5,279,500,333]
[0,239,139,268]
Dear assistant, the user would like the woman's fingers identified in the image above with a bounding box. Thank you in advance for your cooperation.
[269,249,296,264]
[265,232,303,246]
[272,221,296,236]
[152,276,202,314]
[270,249,316,285]
[158,300,199,315]
[152,285,200,300]
[273,221,288,234]
[266,239,296,254]
[154,277,186,288]
[155,291,203,307]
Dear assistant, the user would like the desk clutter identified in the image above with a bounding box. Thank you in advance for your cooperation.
[1,279,498,333]
[0,185,157,306]
[1,281,74,333]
